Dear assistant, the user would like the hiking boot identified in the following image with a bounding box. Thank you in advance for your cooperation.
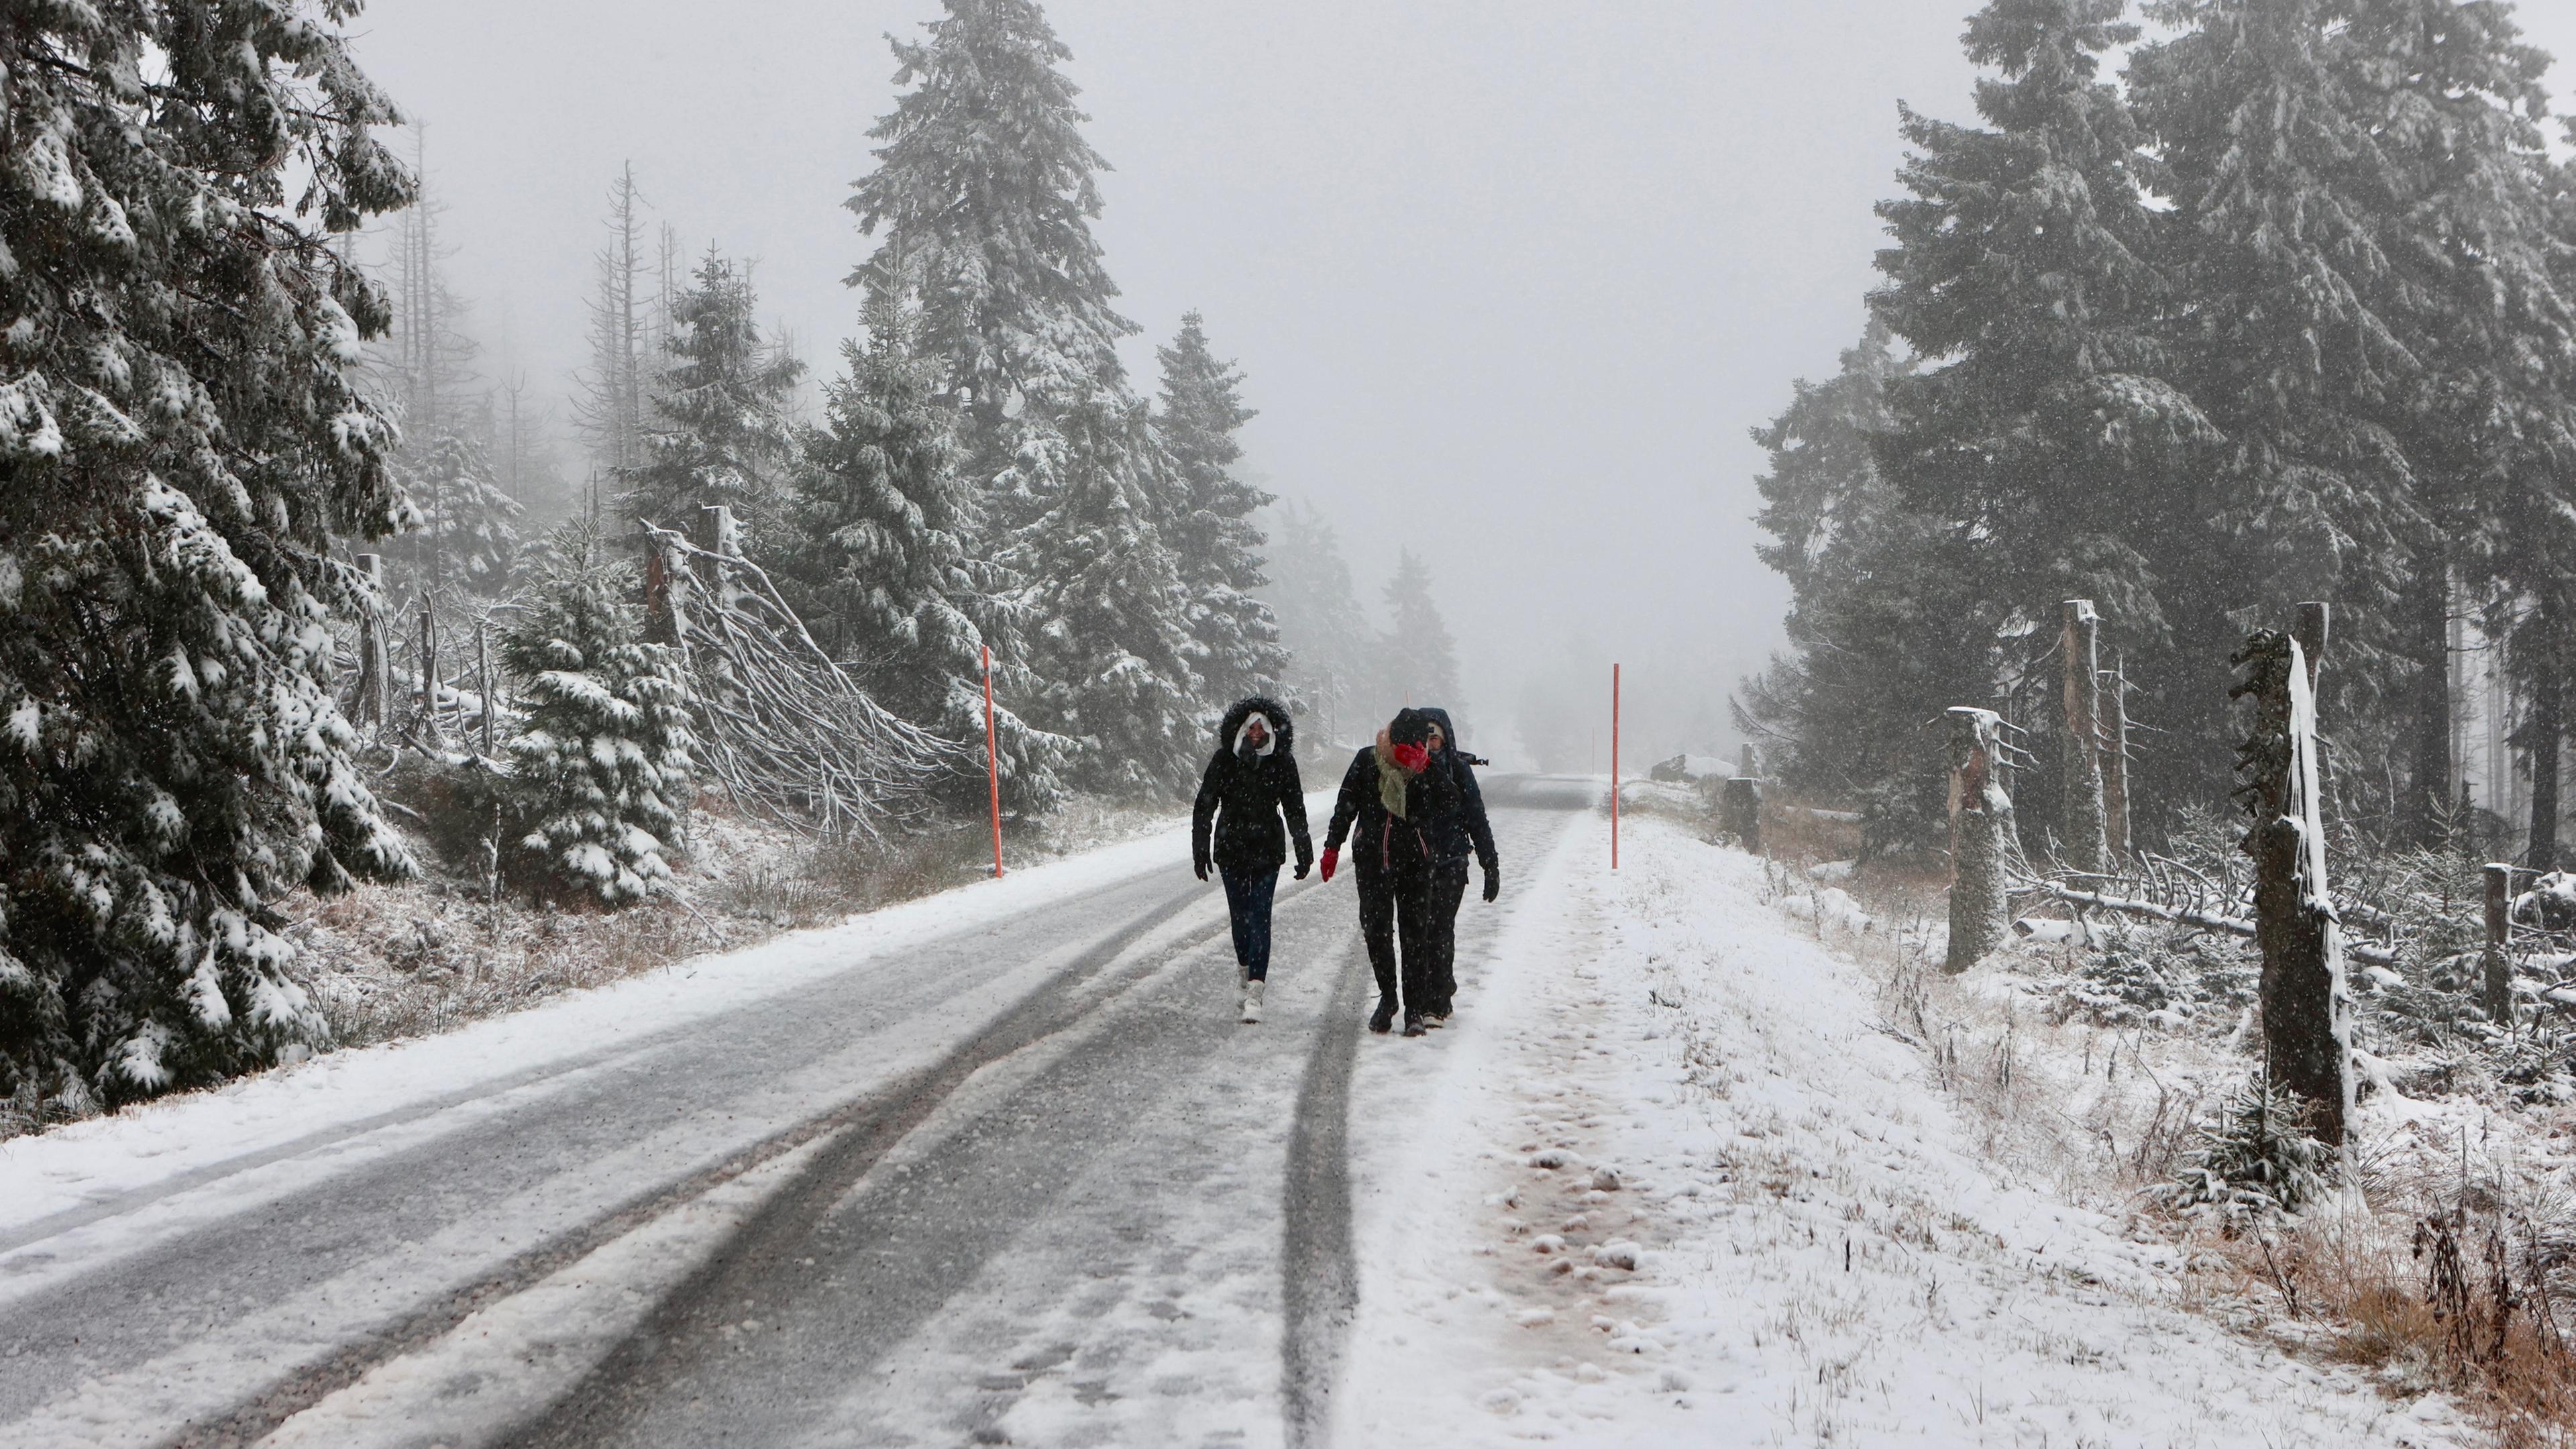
[1239,978,1265,1024]
[1368,997,1397,1034]
[1401,1012,1428,1038]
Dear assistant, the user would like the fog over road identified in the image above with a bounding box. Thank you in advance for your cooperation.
[0,780,1595,1449]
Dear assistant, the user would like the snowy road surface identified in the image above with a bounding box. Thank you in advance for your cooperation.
[0,777,1592,1449]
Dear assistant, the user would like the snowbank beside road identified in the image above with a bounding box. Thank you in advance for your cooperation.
[1340,814,2469,1446]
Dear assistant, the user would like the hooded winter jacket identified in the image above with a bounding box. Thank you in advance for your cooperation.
[1324,708,1464,876]
[1193,697,1314,876]
[1418,708,1499,875]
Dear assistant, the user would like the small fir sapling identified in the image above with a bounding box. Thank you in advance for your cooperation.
[498,531,695,904]
[2167,1072,2334,1222]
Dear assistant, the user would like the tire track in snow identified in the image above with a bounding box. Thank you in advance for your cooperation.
[154,881,1213,1449]
[1280,936,1366,1449]
[497,879,1235,1448]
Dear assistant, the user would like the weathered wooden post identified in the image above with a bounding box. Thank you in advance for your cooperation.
[2061,601,2110,873]
[1946,706,2014,973]
[2233,608,2355,1148]
[642,521,679,647]
[2483,862,2515,1025]
[2100,658,2133,863]
[354,554,390,738]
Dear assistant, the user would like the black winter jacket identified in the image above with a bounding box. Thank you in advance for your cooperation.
[1417,708,1499,874]
[1324,738,1464,877]
[1193,697,1313,875]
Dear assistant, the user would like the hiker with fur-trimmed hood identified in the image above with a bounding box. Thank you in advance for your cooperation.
[1193,697,1313,1024]
[1321,706,1462,1037]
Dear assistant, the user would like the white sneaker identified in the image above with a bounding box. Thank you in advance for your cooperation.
[1240,978,1266,1024]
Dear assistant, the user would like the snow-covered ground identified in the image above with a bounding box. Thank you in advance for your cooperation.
[1340,811,2473,1446]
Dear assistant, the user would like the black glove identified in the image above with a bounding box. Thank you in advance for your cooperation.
[1295,858,1312,881]
[1194,856,1211,882]
[1482,863,1500,902]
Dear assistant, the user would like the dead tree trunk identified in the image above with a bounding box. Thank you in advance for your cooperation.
[2100,657,2133,863]
[476,620,496,757]
[417,602,443,745]
[2233,614,2355,1148]
[1945,706,2013,973]
[2061,600,2110,873]
[354,553,390,738]
[2404,558,2453,851]
[2530,658,2562,873]
[2483,861,2515,1025]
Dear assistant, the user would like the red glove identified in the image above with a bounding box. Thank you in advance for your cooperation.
[1391,743,1429,773]
[1320,847,1339,883]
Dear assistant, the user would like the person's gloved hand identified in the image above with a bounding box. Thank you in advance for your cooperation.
[1320,847,1339,883]
[1295,856,1312,881]
[1391,743,1429,773]
[1194,854,1210,882]
[1483,863,1501,902]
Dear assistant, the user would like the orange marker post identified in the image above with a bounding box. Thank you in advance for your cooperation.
[1611,662,1621,870]
[983,644,1004,878]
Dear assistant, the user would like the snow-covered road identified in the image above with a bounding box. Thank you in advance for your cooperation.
[0,777,1593,1449]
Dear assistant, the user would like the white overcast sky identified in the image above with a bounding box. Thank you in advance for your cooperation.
[344,1,2576,763]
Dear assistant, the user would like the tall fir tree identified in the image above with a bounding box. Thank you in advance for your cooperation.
[1872,0,2229,825]
[623,248,806,548]
[406,433,523,593]
[999,392,1205,798]
[0,0,416,1109]
[788,285,1069,809]
[2128,0,2571,844]
[1257,498,1374,748]
[1153,313,1286,710]
[1737,323,1993,850]
[846,0,1134,472]
[1378,549,1462,715]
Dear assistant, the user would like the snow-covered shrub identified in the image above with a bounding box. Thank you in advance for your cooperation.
[498,531,694,905]
[2166,1073,2334,1222]
[2061,924,2182,1027]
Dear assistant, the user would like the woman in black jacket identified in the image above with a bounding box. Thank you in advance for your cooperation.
[1321,707,1462,1037]
[1193,697,1313,1024]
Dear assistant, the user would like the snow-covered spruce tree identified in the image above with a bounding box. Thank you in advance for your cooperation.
[499,530,694,905]
[1870,0,2229,830]
[0,1,416,1110]
[623,248,805,545]
[1737,322,1990,853]
[787,285,1069,810]
[2130,0,2576,846]
[402,432,522,594]
[999,392,1204,798]
[846,0,1134,472]
[1154,313,1286,710]
[1378,549,1462,714]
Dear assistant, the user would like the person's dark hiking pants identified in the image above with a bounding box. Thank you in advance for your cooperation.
[1356,865,1439,1011]
[1219,864,1279,981]
[1426,860,1470,1012]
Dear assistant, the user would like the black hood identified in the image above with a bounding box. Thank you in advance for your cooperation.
[1218,696,1296,756]
[1419,707,1461,754]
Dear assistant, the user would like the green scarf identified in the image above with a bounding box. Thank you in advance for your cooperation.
[1375,740,1412,820]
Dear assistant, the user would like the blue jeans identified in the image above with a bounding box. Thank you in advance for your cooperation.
[1219,865,1279,981]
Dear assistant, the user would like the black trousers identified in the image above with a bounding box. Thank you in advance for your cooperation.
[1356,863,1440,1012]
[1425,860,1470,1010]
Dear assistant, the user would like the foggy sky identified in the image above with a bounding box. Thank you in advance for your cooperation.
[347,1,2576,768]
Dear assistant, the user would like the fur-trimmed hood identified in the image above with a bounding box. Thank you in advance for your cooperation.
[1217,696,1296,757]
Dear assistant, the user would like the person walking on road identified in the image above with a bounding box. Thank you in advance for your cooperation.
[1193,697,1313,1024]
[1321,707,1461,1038]
[1417,707,1499,1021]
